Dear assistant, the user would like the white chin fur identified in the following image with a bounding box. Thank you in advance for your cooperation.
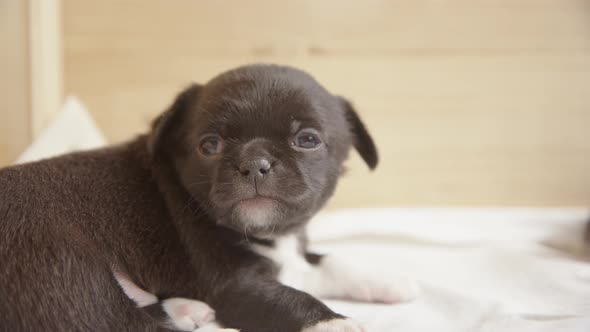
[302,318,365,332]
[234,205,276,230]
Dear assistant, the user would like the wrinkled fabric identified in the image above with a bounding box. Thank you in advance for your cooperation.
[309,208,590,332]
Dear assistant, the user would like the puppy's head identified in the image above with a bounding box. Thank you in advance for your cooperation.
[150,64,377,238]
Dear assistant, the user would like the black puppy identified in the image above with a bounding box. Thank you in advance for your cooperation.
[0,64,417,332]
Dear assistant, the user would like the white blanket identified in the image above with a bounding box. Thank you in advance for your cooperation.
[310,209,590,332]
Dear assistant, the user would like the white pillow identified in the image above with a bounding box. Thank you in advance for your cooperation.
[16,96,106,164]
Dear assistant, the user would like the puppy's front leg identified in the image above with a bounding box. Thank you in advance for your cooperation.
[304,254,420,304]
[213,278,364,332]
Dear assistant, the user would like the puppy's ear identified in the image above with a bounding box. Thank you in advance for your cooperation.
[339,97,379,170]
[148,84,202,156]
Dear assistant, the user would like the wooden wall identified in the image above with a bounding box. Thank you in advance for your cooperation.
[0,0,31,165]
[0,0,62,165]
[63,0,590,207]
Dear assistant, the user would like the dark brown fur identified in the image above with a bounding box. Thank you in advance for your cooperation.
[0,64,377,331]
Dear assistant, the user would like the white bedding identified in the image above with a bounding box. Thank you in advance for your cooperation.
[310,209,590,332]
[20,99,590,331]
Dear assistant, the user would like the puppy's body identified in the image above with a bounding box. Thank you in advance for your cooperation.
[1,139,190,331]
[0,64,411,331]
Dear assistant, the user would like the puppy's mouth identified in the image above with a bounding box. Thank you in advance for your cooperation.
[237,195,278,208]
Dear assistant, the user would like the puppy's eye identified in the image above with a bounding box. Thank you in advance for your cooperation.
[198,134,224,157]
[292,130,322,151]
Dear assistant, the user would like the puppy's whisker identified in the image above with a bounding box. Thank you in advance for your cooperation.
[243,224,250,244]
[186,180,211,187]
[231,208,250,244]
[189,173,210,179]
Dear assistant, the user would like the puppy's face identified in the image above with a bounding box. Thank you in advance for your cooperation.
[151,65,377,238]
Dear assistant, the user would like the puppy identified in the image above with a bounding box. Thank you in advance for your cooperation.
[0,64,417,331]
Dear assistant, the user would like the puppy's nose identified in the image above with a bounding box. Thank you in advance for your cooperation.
[239,158,272,177]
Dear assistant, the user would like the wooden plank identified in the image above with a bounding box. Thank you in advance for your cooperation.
[64,0,590,54]
[0,0,31,165]
[63,0,590,207]
[29,0,63,137]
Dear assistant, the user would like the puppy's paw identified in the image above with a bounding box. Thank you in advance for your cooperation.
[302,318,365,332]
[162,298,216,331]
[347,276,421,304]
